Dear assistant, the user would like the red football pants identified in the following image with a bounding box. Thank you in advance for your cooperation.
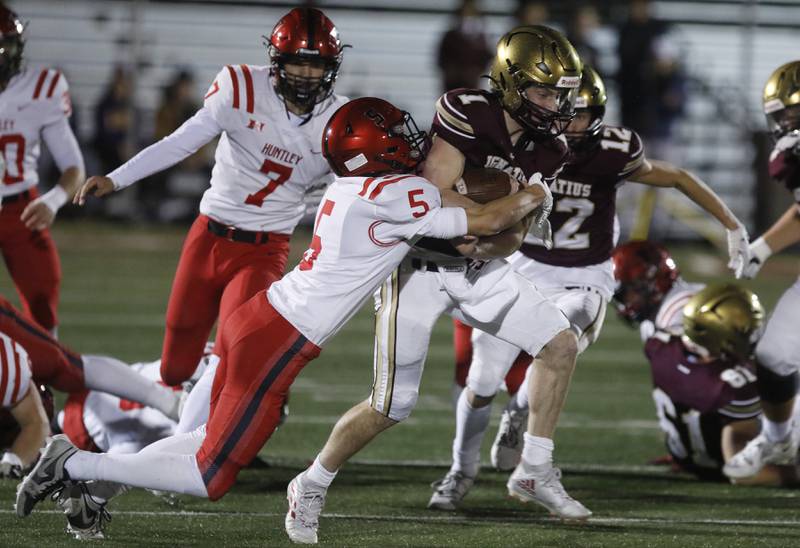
[452,319,531,395]
[0,189,61,331]
[160,214,290,386]
[0,294,84,391]
[196,294,320,500]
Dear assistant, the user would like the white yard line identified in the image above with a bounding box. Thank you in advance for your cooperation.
[1,509,797,528]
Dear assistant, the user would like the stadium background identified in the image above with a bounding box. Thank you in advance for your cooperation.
[1,0,799,546]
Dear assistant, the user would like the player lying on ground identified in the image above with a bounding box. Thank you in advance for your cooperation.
[432,63,750,508]
[15,97,553,541]
[0,3,85,336]
[612,241,798,485]
[75,7,348,388]
[48,348,216,540]
[0,295,183,428]
[724,60,800,480]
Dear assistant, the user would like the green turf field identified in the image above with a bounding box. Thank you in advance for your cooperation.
[1,221,798,547]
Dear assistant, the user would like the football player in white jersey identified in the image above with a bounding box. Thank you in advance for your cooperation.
[724,60,800,479]
[0,4,85,336]
[74,7,349,388]
[17,98,552,540]
[0,330,48,479]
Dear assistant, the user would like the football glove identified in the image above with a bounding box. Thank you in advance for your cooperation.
[740,237,772,279]
[726,224,750,279]
[526,173,554,249]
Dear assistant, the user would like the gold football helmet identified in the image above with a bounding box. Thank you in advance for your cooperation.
[489,25,582,137]
[682,284,765,360]
[763,60,800,137]
[565,65,607,150]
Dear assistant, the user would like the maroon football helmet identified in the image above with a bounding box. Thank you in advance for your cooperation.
[322,97,428,177]
[611,241,680,325]
[267,8,345,113]
[0,3,24,88]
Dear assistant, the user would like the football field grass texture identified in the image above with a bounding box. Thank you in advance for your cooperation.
[1,221,799,547]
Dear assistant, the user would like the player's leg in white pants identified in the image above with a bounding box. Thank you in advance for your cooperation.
[754,279,800,430]
[370,266,453,422]
[175,356,218,434]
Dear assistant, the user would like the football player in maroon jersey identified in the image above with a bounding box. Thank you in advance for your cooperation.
[0,3,84,336]
[612,242,798,486]
[437,64,750,509]
[725,60,800,479]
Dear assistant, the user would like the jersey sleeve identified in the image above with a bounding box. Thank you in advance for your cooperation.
[41,117,84,173]
[431,89,483,151]
[605,127,645,181]
[38,70,73,128]
[1,343,32,409]
[718,362,761,421]
[768,133,800,194]
[203,65,253,128]
[373,177,468,241]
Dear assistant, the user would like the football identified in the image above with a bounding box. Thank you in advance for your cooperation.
[454,168,519,204]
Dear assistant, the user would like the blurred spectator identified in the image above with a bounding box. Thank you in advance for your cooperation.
[515,0,549,26]
[154,70,198,141]
[567,4,601,70]
[617,0,686,158]
[93,66,134,175]
[436,0,493,92]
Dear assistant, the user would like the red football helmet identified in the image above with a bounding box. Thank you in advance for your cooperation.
[611,241,680,325]
[322,97,429,177]
[267,8,345,113]
[0,3,24,88]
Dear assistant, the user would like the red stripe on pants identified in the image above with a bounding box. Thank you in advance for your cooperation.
[196,295,320,500]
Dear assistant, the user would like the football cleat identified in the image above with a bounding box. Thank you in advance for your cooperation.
[285,471,327,544]
[54,482,112,540]
[723,430,799,479]
[15,434,77,517]
[427,470,475,511]
[490,406,528,471]
[507,462,591,521]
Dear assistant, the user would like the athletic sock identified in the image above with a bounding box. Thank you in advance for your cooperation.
[85,481,129,504]
[451,389,492,478]
[763,418,792,443]
[65,450,207,497]
[305,456,337,488]
[82,355,180,420]
[174,358,217,434]
[521,433,553,467]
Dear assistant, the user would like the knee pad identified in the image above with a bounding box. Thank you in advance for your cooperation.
[756,362,799,405]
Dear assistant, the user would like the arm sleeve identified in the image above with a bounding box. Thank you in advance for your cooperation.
[108,106,222,190]
[374,178,468,241]
[41,117,85,174]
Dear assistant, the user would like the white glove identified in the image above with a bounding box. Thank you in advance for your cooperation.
[740,237,772,279]
[0,452,23,479]
[726,224,750,279]
[526,173,553,250]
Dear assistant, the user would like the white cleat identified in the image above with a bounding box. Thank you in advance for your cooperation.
[15,434,78,517]
[507,462,591,521]
[723,431,799,479]
[285,472,327,544]
[55,482,112,541]
[427,470,475,511]
[490,406,528,472]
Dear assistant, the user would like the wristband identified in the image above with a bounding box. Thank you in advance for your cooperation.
[750,237,772,264]
[39,185,69,213]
